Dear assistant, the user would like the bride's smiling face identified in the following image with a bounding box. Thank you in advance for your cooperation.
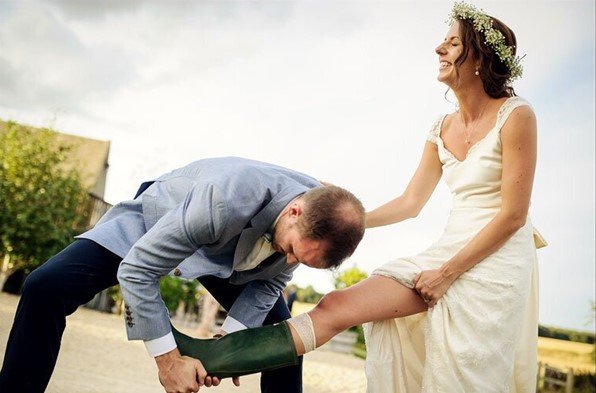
[435,21,476,87]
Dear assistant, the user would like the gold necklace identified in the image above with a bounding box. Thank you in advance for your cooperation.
[460,99,490,145]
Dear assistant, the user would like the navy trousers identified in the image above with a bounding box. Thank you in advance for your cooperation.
[0,185,302,393]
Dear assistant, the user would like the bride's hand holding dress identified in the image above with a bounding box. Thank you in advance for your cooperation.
[412,269,456,308]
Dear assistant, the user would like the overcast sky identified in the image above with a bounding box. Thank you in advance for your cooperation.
[0,0,594,331]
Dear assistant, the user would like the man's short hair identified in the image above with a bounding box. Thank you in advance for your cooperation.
[298,186,365,268]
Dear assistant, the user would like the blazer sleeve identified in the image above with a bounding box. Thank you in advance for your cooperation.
[226,263,298,328]
[117,183,227,341]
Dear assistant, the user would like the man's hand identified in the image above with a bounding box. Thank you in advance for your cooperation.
[156,348,207,393]
[202,375,240,388]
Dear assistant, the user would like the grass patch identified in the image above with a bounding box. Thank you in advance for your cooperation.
[538,337,595,373]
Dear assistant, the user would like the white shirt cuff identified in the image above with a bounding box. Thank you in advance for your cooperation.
[144,332,177,357]
[221,316,247,334]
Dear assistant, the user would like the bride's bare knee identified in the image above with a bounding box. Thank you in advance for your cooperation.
[313,290,352,332]
[317,290,343,311]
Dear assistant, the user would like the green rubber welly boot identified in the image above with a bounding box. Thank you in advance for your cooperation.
[171,322,298,379]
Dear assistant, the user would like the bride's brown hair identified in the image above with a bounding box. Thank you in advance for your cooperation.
[454,16,518,98]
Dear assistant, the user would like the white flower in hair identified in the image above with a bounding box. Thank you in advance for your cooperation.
[448,1,524,82]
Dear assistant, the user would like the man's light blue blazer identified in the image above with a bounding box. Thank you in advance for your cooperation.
[78,157,320,341]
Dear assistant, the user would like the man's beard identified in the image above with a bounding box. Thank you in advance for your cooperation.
[270,229,282,254]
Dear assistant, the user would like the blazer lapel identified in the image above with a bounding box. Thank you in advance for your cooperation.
[232,226,262,267]
[229,253,288,285]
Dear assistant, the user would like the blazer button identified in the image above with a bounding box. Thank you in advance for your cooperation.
[173,268,181,277]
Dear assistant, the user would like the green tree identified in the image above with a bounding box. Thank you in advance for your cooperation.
[0,122,89,273]
[334,266,368,290]
[333,265,369,355]
[159,276,186,313]
[296,285,324,304]
[159,276,200,314]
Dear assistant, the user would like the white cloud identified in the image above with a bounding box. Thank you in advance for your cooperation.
[0,2,137,113]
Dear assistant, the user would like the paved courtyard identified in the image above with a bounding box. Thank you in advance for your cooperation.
[0,293,366,393]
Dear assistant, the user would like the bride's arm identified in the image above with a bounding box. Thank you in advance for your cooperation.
[415,106,537,306]
[365,141,443,228]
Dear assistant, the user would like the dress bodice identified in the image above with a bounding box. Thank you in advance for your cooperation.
[427,96,530,209]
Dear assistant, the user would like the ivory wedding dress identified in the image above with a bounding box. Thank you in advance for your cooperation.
[363,96,539,392]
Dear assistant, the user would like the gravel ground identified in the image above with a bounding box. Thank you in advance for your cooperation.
[0,293,366,393]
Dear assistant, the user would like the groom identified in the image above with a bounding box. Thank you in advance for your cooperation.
[0,156,365,393]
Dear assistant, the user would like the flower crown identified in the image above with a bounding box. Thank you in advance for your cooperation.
[448,1,523,82]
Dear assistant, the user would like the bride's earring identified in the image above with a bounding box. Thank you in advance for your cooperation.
[475,67,480,76]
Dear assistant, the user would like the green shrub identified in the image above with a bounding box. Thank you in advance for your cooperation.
[296,285,324,304]
[159,276,186,313]
[333,266,368,290]
[573,371,596,391]
[159,276,199,314]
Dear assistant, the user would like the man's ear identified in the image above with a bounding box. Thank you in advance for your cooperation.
[288,200,304,219]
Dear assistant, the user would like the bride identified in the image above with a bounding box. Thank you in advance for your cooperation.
[173,3,540,391]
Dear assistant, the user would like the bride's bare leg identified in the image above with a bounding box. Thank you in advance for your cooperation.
[172,275,427,377]
[290,275,427,355]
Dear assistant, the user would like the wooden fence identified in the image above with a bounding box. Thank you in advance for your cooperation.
[86,193,112,229]
[537,362,575,393]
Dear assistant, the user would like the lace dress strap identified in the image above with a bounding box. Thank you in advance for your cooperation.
[495,96,532,132]
[426,115,446,144]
